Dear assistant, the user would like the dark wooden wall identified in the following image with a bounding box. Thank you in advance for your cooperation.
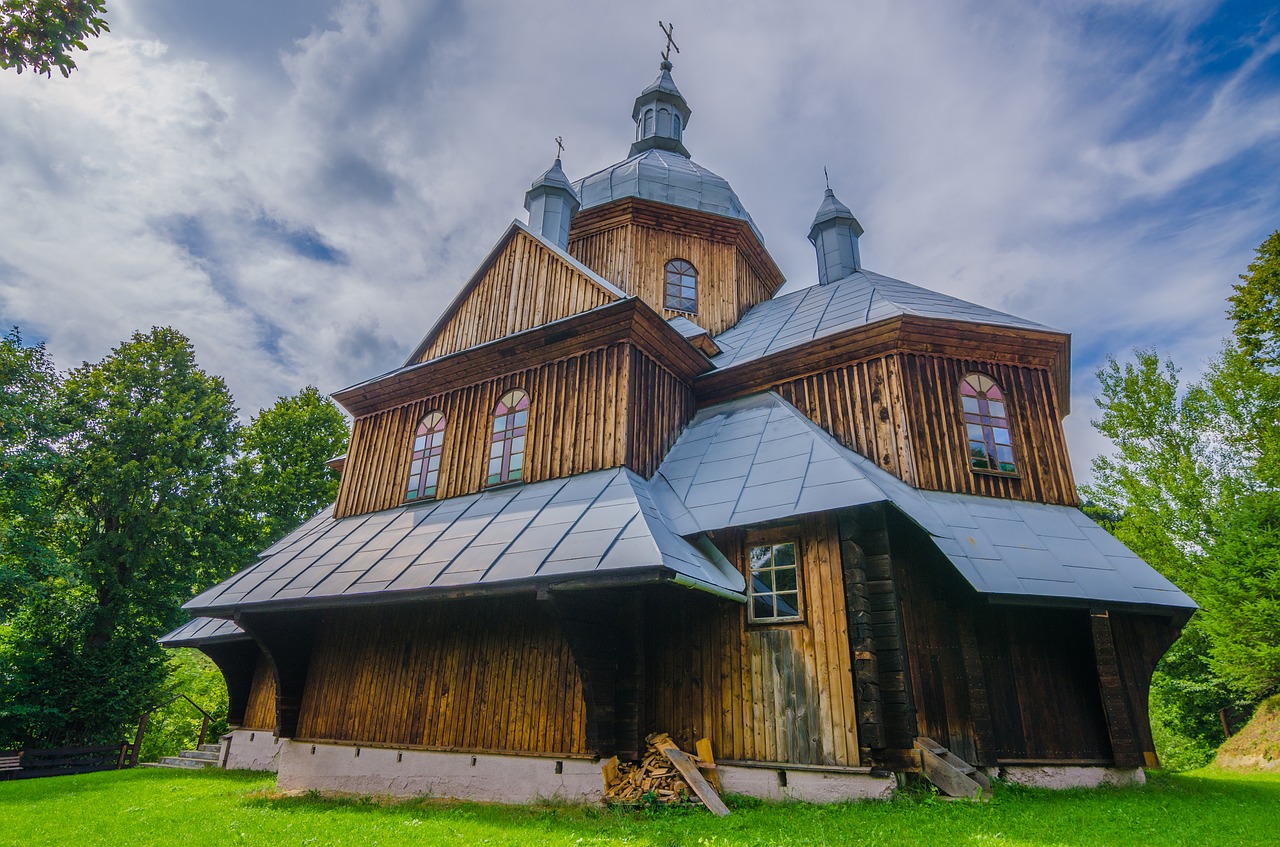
[334,342,693,519]
[295,599,588,755]
[775,352,1077,506]
[646,514,861,767]
[416,229,617,363]
[241,653,277,731]
[568,199,785,336]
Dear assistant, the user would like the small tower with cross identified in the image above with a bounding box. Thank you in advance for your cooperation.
[630,21,692,157]
[524,138,580,249]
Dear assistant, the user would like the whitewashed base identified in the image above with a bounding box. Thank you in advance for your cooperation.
[223,729,283,772]
[998,765,1146,789]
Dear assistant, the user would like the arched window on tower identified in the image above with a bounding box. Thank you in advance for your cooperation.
[664,259,698,313]
[657,107,671,136]
[644,108,655,136]
[406,411,445,501]
[960,374,1016,474]
[487,389,529,486]
[673,113,682,140]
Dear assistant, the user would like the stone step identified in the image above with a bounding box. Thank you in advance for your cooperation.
[198,744,222,754]
[178,749,219,761]
[155,756,211,769]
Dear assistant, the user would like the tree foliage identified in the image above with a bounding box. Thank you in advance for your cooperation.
[0,0,108,77]
[1229,231,1280,372]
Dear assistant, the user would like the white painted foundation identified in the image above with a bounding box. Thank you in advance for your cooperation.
[999,765,1146,789]
[223,729,283,772]
[718,763,895,802]
[277,741,604,803]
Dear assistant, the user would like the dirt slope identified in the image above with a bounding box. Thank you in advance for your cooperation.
[1216,695,1280,771]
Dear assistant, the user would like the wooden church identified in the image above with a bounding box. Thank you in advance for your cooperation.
[162,54,1195,802]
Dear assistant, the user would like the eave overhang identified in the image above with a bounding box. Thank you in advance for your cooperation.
[158,616,251,647]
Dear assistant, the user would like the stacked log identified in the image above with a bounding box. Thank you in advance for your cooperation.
[602,733,727,815]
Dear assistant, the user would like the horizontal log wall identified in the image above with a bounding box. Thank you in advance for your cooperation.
[297,599,588,755]
[417,229,617,363]
[626,347,697,477]
[775,353,1077,505]
[334,343,632,519]
[646,514,860,767]
[897,354,1077,505]
[241,654,277,731]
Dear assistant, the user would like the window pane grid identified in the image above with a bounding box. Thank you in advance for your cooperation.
[748,542,802,623]
[663,259,698,313]
[487,390,529,486]
[960,375,1016,474]
[406,412,445,501]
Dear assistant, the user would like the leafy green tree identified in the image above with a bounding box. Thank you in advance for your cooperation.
[1229,231,1280,371]
[0,0,108,77]
[0,329,65,616]
[235,386,348,548]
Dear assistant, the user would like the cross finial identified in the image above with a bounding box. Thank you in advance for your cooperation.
[659,21,680,64]
[824,166,831,191]
[554,136,564,160]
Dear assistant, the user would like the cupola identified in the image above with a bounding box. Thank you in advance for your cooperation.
[630,60,692,158]
[808,186,864,285]
[524,156,580,249]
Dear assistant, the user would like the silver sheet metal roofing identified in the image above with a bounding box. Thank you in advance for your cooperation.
[183,467,744,616]
[654,392,1194,612]
[573,148,763,242]
[710,270,1059,370]
[158,616,248,647]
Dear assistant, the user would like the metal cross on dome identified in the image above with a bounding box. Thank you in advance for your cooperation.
[659,21,680,63]
[555,136,564,159]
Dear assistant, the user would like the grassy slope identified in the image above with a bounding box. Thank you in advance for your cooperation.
[2,767,1280,847]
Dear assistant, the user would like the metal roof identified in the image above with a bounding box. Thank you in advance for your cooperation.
[184,467,744,616]
[158,616,248,647]
[573,148,763,242]
[710,269,1060,369]
[654,392,1195,613]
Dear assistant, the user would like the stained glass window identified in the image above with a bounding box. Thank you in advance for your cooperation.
[748,542,802,623]
[664,259,697,313]
[406,411,445,501]
[487,389,529,486]
[961,374,1016,474]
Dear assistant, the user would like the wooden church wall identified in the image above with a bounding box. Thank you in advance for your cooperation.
[645,514,861,767]
[334,342,638,519]
[568,200,782,337]
[241,653,278,731]
[415,229,618,363]
[295,598,588,755]
[773,353,1077,507]
[626,346,697,477]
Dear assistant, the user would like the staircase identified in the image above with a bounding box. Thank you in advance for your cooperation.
[914,736,991,800]
[144,743,222,770]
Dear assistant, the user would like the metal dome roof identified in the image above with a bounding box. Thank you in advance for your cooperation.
[572,148,764,242]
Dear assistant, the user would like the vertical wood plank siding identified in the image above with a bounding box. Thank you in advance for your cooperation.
[334,342,694,520]
[417,230,617,363]
[296,599,588,755]
[241,653,278,731]
[568,201,784,337]
[646,515,860,766]
[775,353,1077,506]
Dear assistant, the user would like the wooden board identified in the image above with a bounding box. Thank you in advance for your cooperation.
[653,738,730,816]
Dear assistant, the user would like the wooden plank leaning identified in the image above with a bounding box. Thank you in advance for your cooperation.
[650,734,730,817]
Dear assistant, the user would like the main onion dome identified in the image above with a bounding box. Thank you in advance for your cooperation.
[573,60,763,242]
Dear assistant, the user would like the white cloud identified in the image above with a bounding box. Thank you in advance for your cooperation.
[1,0,1276,484]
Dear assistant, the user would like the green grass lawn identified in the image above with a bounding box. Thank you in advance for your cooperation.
[2,766,1279,846]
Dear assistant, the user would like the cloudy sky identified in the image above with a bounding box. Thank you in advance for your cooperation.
[1,0,1277,483]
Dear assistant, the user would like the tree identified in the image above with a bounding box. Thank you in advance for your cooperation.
[235,386,349,548]
[0,329,65,616]
[0,0,108,77]
[1229,231,1280,371]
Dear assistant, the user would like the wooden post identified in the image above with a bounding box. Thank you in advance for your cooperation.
[126,712,149,768]
[198,715,210,750]
[1090,611,1143,768]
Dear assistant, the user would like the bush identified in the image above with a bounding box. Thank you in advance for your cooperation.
[136,649,228,763]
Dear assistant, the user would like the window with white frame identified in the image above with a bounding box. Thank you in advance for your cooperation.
[748,541,802,623]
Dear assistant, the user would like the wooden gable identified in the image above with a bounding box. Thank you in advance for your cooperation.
[407,222,624,364]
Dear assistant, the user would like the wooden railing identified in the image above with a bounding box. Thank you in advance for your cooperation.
[124,694,218,767]
[0,745,127,780]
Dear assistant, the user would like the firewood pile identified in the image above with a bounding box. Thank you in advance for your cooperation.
[601,733,727,815]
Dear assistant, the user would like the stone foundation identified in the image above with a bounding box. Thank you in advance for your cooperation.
[718,763,896,802]
[223,729,283,772]
[998,765,1146,789]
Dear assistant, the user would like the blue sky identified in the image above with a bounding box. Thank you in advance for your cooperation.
[0,0,1276,483]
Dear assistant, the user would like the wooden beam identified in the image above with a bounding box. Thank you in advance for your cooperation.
[236,610,321,739]
[199,640,261,728]
[1090,611,1143,768]
[837,516,887,759]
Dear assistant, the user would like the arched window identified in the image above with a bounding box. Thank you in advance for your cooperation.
[487,389,529,486]
[961,374,1016,474]
[664,259,698,313]
[406,411,445,500]
[657,107,671,136]
[644,108,655,136]
[673,113,682,139]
